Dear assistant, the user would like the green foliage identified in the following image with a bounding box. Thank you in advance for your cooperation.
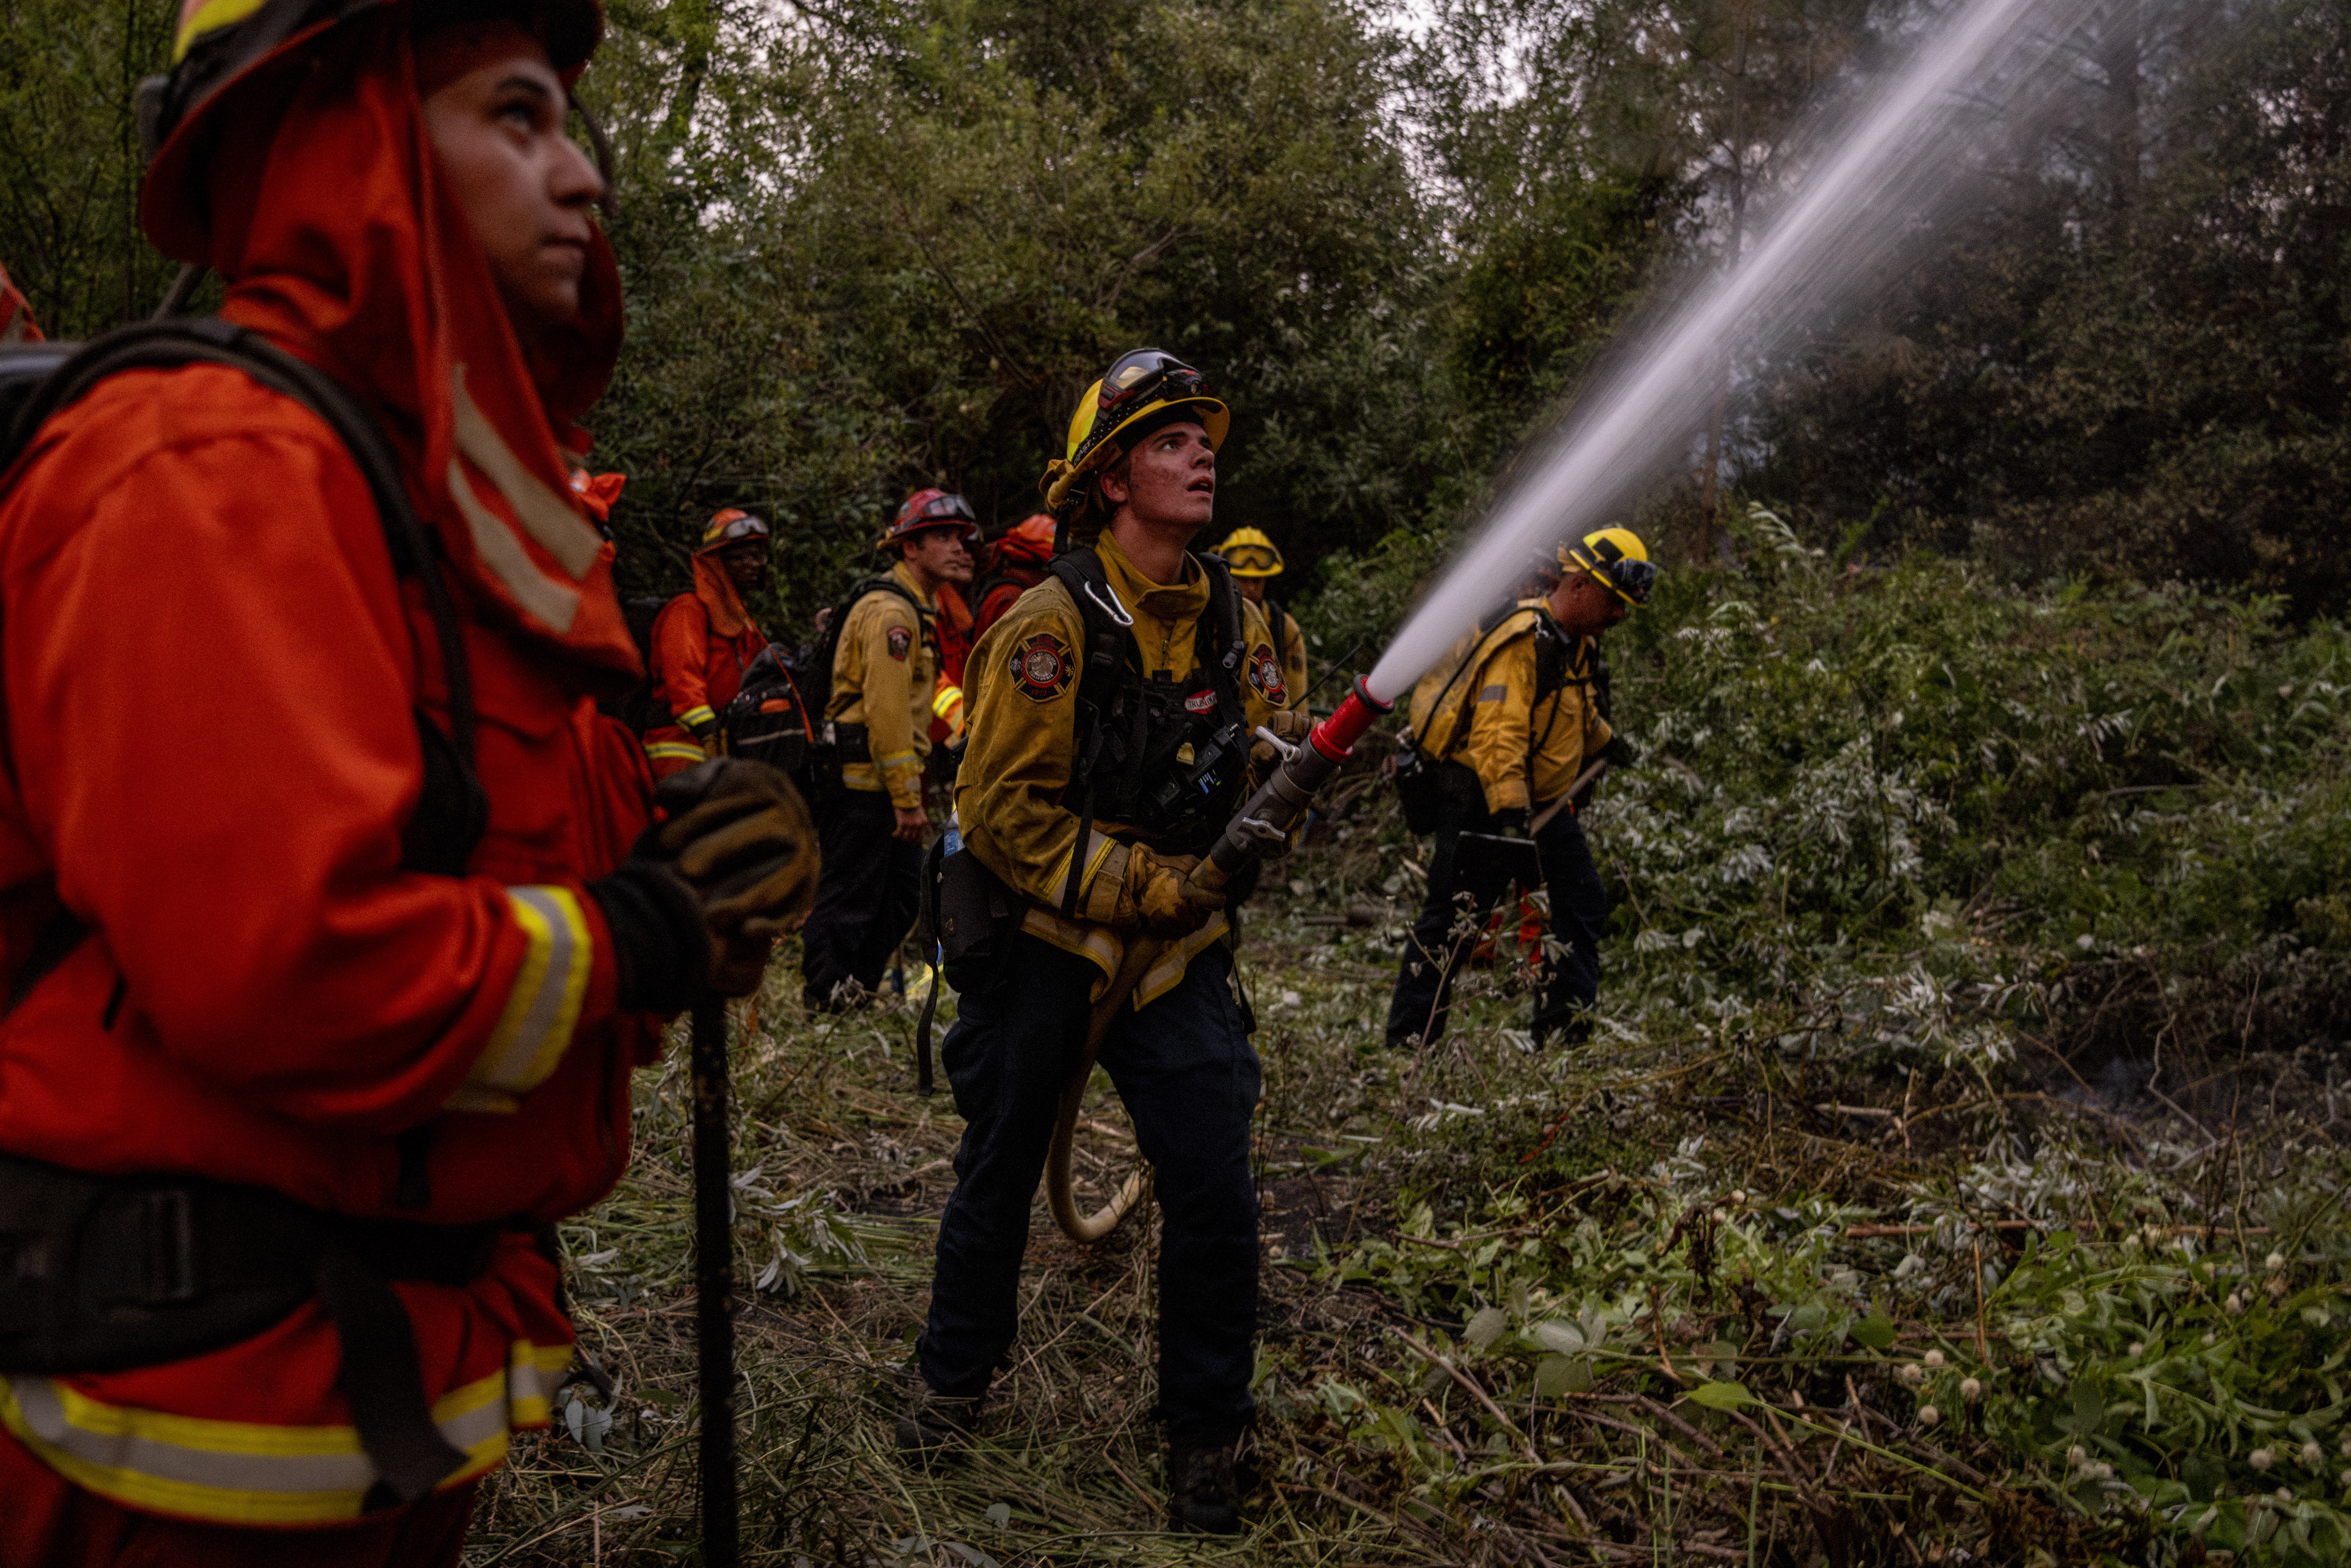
[1750,0,2351,611]
[1588,505,2351,1064]
[0,0,179,336]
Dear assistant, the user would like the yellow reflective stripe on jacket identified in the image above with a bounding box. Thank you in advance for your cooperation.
[931,684,963,719]
[173,0,266,60]
[643,740,707,764]
[458,888,593,1107]
[0,1341,572,1526]
[675,703,718,732]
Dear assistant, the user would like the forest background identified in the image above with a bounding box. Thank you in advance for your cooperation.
[6,0,2347,638]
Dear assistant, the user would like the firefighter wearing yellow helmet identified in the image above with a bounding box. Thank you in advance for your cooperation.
[1385,526,1656,1053]
[898,351,1305,1536]
[1213,526,1308,708]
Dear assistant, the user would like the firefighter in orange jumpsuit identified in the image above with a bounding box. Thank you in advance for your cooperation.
[0,5,815,1563]
[642,509,771,778]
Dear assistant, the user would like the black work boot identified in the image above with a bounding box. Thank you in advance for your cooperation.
[894,1381,981,1467]
[1166,1428,1243,1535]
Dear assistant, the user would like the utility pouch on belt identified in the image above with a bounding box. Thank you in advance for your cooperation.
[0,1151,512,1507]
[935,847,1013,983]
[1393,746,1443,837]
[833,722,871,764]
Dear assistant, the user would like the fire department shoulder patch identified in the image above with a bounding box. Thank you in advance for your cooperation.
[886,626,912,662]
[1246,642,1287,705]
[1011,631,1074,702]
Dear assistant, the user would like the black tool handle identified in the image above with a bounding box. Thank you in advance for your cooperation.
[689,992,739,1568]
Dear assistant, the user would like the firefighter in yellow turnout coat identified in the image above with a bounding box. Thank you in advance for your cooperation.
[801,499,968,1009]
[899,351,1306,1537]
[1386,529,1655,1052]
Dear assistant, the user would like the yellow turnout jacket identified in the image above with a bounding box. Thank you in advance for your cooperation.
[956,531,1285,1003]
[1407,601,1612,815]
[828,560,936,810]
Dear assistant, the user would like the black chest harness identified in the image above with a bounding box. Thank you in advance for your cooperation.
[1047,546,1252,915]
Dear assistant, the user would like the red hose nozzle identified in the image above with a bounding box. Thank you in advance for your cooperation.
[1308,676,1394,762]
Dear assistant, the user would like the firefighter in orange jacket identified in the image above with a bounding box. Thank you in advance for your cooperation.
[643,508,771,778]
[0,6,814,1563]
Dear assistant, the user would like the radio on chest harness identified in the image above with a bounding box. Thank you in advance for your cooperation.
[1045,544,1252,918]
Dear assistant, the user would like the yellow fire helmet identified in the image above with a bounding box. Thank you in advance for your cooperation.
[1557,526,1659,607]
[1041,349,1229,514]
[1214,527,1284,578]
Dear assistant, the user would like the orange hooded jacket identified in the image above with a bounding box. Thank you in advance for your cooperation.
[0,261,41,343]
[0,10,663,1529]
[643,538,766,779]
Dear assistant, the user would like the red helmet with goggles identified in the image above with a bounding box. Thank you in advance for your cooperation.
[881,489,980,551]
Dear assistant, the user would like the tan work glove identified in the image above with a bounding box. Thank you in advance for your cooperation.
[590,758,821,1009]
[1249,706,1316,766]
[653,759,821,992]
[1126,844,1226,939]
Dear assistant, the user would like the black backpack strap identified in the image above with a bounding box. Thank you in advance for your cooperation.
[1265,593,1291,682]
[1422,610,1533,763]
[1046,549,1132,917]
[1195,552,1249,719]
[0,319,488,1012]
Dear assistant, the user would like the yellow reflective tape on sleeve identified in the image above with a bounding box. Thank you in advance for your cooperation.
[464,887,593,1099]
[172,0,267,60]
[931,685,963,718]
[644,741,708,764]
[1041,830,1121,910]
[0,1339,567,1525]
[676,704,717,732]
[1477,684,1508,703]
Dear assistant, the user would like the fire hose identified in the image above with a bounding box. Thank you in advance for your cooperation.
[1042,677,1394,1242]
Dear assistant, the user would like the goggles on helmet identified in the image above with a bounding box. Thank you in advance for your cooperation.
[1561,531,1656,607]
[903,492,977,527]
[700,509,771,550]
[1593,555,1656,605]
[1072,350,1210,469]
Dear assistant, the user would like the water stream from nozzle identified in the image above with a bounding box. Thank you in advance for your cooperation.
[1365,0,2098,705]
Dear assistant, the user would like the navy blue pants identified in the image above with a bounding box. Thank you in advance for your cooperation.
[800,787,923,1008]
[1384,778,1608,1051]
[920,931,1261,1440]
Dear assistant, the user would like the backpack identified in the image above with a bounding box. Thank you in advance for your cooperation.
[597,593,674,732]
[800,572,928,726]
[0,317,488,998]
[718,642,821,801]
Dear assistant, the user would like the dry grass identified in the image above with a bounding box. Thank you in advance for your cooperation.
[462,789,2351,1567]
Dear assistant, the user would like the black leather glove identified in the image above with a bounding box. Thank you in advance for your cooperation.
[1491,806,1531,840]
[1598,734,1640,771]
[589,759,820,1009]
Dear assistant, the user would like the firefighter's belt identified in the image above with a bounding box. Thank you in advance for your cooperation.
[0,1151,521,1508]
[1453,831,1544,888]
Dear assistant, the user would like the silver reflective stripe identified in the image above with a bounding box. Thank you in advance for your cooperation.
[472,887,585,1093]
[8,1377,514,1498]
[10,1377,374,1494]
[447,454,583,633]
[449,364,605,579]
